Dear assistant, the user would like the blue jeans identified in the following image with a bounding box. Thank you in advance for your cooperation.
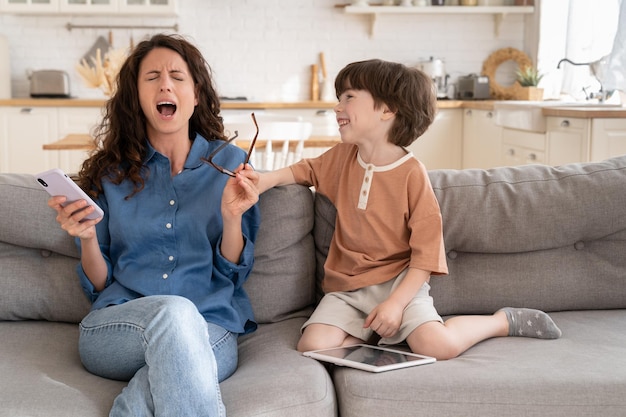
[79,295,238,417]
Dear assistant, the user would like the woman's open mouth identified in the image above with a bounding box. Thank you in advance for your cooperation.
[157,101,177,116]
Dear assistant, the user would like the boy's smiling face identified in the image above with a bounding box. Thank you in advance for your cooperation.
[335,88,394,146]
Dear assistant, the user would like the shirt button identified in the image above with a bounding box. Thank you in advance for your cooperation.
[166,223,172,229]
[362,190,367,196]
[162,274,168,279]
[169,200,175,206]
[168,256,174,261]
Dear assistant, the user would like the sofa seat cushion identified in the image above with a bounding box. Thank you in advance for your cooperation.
[333,310,626,417]
[1,318,337,417]
[221,318,337,416]
[0,321,125,417]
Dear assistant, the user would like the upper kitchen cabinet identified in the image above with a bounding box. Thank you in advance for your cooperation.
[0,0,60,14]
[118,0,177,15]
[60,0,117,14]
[0,0,176,15]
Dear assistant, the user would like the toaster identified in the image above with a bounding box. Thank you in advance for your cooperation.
[30,70,71,98]
[457,74,490,100]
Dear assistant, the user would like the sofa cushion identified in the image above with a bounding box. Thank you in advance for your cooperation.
[0,173,79,258]
[223,318,337,416]
[333,310,626,417]
[0,321,126,417]
[0,174,90,322]
[429,156,626,314]
[244,184,317,323]
[0,242,92,322]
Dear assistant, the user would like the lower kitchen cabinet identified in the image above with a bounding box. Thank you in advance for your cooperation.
[590,118,626,162]
[502,116,625,168]
[57,107,103,174]
[462,108,502,169]
[0,106,101,175]
[546,116,590,166]
[501,128,546,166]
[408,108,463,170]
[0,106,58,174]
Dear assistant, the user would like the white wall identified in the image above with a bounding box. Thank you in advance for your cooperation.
[0,0,529,101]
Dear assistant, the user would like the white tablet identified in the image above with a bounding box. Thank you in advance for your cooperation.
[302,344,435,373]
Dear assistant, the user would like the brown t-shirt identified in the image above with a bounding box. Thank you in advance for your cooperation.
[290,143,448,293]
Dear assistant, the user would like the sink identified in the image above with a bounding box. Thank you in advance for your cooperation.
[494,101,622,132]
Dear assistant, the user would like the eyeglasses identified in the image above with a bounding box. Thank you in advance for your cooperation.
[201,112,259,177]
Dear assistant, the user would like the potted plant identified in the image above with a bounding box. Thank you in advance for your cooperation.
[514,66,544,101]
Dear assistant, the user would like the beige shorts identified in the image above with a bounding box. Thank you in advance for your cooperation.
[302,269,443,345]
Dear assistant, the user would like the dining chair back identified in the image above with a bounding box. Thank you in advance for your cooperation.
[222,113,313,170]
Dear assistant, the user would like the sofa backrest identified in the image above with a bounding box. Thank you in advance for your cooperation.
[314,156,626,315]
[0,173,317,324]
[0,174,89,322]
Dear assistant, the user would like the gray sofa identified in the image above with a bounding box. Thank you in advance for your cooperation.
[1,155,625,417]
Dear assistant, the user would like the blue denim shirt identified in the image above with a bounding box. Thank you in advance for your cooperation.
[76,134,261,334]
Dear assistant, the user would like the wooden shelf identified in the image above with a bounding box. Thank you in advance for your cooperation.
[343,5,535,37]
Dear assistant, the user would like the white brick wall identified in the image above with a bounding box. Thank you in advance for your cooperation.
[0,0,527,100]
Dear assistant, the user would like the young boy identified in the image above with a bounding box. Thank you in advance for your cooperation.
[249,59,561,360]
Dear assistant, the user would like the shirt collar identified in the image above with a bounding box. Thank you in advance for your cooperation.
[144,133,211,170]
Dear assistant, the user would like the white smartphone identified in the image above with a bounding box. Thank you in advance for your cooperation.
[35,168,104,221]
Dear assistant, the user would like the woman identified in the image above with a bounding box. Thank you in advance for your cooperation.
[48,33,260,416]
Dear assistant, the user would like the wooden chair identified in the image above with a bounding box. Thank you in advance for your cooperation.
[222,113,313,170]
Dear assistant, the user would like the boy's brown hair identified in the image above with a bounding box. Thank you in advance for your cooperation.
[334,59,437,147]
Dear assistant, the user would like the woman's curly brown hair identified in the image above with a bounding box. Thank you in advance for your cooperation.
[78,33,227,199]
[334,59,437,148]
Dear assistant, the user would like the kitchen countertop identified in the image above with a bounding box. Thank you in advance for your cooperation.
[541,106,626,119]
[1,98,623,117]
[0,98,475,110]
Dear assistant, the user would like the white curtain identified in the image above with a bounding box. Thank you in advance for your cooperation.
[604,0,626,93]
[537,0,621,100]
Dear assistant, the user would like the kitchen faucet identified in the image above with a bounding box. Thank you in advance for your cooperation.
[557,57,611,102]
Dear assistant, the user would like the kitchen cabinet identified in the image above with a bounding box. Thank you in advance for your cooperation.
[590,118,626,162]
[60,0,118,14]
[0,106,102,174]
[0,106,58,174]
[502,115,626,168]
[118,0,176,15]
[407,108,463,170]
[545,117,590,166]
[1,0,176,14]
[500,128,545,166]
[0,0,59,13]
[462,108,502,169]
[56,107,102,173]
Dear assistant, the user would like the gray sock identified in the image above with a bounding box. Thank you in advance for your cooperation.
[500,308,562,339]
